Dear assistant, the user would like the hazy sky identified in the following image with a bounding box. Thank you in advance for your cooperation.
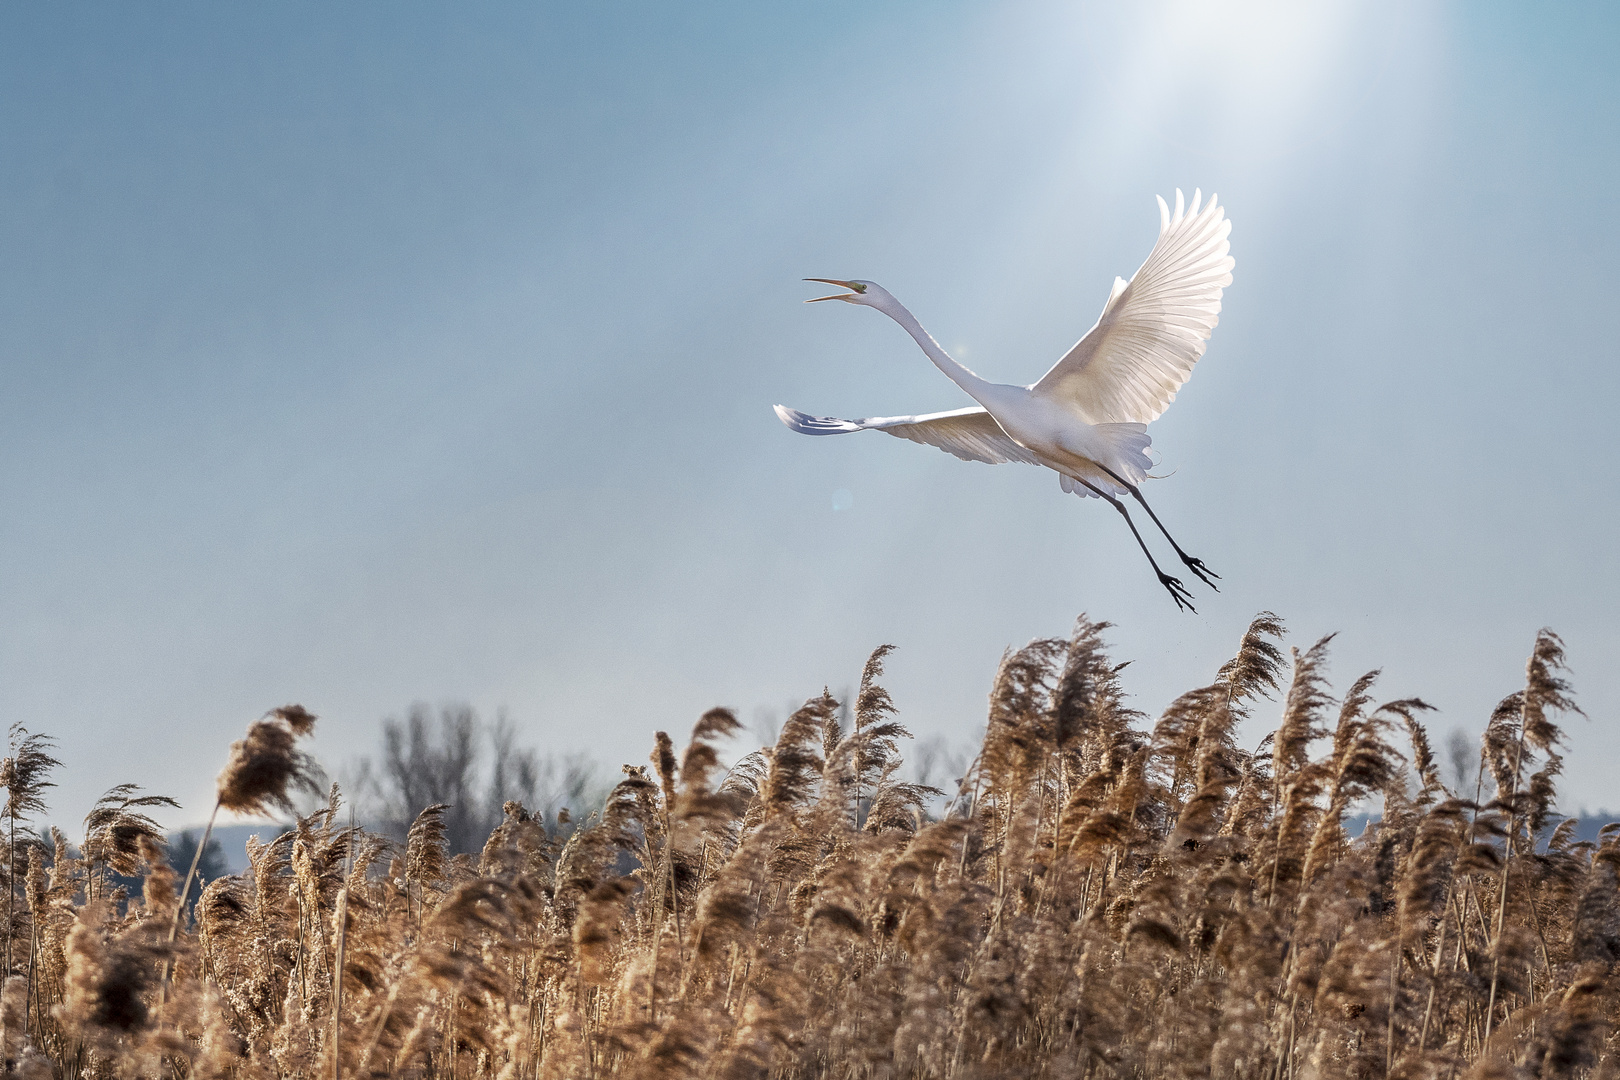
[3,2,1618,831]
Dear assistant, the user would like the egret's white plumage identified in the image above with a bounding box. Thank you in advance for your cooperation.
[775,190,1234,610]
[1032,189,1233,425]
[773,406,1044,466]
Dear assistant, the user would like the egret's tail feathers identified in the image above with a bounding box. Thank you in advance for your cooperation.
[1059,423,1153,498]
[1058,474,1098,498]
[1092,422,1153,486]
[774,405,862,435]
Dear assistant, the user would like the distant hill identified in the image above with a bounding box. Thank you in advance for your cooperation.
[183,813,1620,877]
[1345,812,1619,845]
[1547,815,1620,844]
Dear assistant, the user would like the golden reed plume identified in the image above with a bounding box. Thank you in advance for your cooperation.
[0,619,1611,1080]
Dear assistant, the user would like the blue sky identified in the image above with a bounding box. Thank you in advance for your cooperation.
[3,2,1618,827]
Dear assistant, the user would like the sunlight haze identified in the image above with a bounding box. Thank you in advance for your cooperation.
[2,1,1617,830]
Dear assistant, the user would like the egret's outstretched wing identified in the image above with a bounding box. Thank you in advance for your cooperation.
[774,404,1041,466]
[1030,189,1233,425]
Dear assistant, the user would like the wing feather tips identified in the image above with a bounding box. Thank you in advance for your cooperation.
[774,405,861,435]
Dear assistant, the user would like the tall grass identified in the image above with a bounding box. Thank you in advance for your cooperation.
[0,613,1612,1080]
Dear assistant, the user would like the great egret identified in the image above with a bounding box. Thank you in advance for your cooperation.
[776,189,1232,611]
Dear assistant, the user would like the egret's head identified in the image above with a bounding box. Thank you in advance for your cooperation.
[804,278,891,307]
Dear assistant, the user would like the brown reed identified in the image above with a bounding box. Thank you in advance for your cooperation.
[0,615,1611,1080]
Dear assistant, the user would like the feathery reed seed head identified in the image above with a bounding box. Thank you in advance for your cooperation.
[216,707,321,816]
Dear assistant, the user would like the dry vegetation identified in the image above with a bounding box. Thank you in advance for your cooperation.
[0,613,1614,1080]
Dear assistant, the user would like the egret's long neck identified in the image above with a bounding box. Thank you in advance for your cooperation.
[869,294,994,403]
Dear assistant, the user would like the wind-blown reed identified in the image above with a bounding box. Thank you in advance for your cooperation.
[0,615,1611,1080]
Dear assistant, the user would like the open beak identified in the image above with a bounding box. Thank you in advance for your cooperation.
[803,278,861,303]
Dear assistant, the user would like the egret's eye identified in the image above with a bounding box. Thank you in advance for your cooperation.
[850,282,868,294]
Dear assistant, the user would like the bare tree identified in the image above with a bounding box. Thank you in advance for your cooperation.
[909,733,975,815]
[1445,725,1476,795]
[355,703,603,853]
[383,704,482,852]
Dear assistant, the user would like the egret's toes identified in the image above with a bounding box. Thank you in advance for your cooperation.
[1181,555,1220,590]
[1158,572,1196,613]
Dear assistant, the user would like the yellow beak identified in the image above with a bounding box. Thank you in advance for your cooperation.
[803,278,862,302]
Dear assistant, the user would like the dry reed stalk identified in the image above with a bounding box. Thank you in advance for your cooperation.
[174,705,320,944]
[3,615,1615,1080]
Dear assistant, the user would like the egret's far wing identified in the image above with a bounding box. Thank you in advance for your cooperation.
[774,405,1041,466]
[1030,189,1233,425]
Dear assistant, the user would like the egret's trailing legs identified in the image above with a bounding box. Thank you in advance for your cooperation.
[1096,465,1220,590]
[1073,477,1197,612]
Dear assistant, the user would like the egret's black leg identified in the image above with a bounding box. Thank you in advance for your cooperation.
[1096,465,1219,590]
[1075,478,1196,612]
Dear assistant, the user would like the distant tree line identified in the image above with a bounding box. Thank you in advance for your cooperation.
[351,703,605,854]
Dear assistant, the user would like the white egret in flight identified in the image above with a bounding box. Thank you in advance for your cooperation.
[776,189,1233,611]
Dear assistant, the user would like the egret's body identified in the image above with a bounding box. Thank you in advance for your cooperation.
[776,189,1233,610]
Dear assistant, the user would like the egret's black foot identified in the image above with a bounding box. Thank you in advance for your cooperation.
[1159,572,1196,613]
[1180,554,1220,590]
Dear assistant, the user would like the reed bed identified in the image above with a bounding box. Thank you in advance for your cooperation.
[0,613,1613,1080]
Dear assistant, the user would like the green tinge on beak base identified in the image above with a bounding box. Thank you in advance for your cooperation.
[804,277,864,302]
